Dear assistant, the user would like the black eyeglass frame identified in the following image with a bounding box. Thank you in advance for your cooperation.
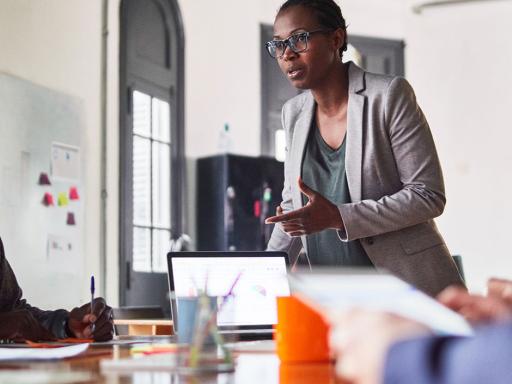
[265,29,333,59]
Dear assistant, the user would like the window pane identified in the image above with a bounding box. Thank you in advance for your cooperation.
[133,136,151,225]
[133,90,151,137]
[152,142,171,228]
[152,98,171,143]
[133,227,151,272]
[152,229,171,273]
[275,129,286,162]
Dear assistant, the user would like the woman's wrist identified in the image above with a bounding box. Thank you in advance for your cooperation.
[330,204,344,230]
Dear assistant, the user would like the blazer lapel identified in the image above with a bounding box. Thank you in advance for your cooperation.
[345,63,366,203]
[290,93,315,209]
[290,93,315,254]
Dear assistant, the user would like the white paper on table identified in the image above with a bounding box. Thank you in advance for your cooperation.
[289,271,473,337]
[50,142,80,181]
[226,340,276,353]
[92,338,157,346]
[0,370,92,384]
[0,343,88,361]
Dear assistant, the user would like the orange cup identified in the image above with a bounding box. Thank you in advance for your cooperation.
[274,296,331,363]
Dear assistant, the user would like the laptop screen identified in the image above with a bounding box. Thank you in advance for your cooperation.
[168,253,290,327]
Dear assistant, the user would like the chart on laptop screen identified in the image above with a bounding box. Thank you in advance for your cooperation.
[171,256,290,326]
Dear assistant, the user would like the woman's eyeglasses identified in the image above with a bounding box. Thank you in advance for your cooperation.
[265,29,332,59]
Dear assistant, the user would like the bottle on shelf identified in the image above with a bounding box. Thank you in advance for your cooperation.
[217,123,233,154]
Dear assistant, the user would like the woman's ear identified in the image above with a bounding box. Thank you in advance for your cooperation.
[333,28,346,55]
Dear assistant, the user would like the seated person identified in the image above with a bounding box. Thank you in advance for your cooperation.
[0,237,113,342]
[330,278,512,384]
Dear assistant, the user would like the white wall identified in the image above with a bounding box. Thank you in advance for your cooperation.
[1,0,510,310]
[404,1,512,292]
[0,0,103,308]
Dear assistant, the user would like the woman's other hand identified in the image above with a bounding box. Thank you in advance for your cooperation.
[265,178,344,236]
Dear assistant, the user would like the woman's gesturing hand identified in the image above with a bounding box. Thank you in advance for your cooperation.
[265,178,344,236]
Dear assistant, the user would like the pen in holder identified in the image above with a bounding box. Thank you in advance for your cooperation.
[174,271,242,374]
[176,293,234,374]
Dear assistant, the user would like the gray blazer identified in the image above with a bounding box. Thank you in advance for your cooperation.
[267,62,464,296]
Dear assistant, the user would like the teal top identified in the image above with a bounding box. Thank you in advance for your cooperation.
[301,118,373,267]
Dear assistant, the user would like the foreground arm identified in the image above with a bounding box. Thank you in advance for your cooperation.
[384,323,512,384]
[331,306,512,384]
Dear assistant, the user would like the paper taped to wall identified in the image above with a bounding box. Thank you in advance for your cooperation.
[51,142,80,181]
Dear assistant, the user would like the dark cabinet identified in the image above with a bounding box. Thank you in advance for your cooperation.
[196,155,284,251]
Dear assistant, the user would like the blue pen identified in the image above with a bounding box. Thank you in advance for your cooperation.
[90,275,95,334]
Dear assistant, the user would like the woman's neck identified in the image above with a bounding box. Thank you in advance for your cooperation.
[311,62,349,116]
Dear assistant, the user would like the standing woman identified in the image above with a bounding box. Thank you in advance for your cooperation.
[265,0,464,296]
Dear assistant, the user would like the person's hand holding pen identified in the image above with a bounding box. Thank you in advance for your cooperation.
[67,298,114,341]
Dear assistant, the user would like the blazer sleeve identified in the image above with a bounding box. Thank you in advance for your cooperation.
[0,238,70,338]
[338,77,446,241]
[384,322,512,384]
[266,104,302,260]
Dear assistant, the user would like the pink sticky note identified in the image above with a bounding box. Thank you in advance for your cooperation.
[42,192,54,206]
[69,186,79,201]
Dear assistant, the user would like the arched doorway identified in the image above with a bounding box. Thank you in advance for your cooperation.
[119,0,185,313]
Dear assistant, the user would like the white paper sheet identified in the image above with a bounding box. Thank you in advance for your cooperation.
[0,370,92,384]
[47,234,75,261]
[92,338,157,346]
[50,142,80,181]
[289,272,473,337]
[0,343,88,361]
[226,340,276,353]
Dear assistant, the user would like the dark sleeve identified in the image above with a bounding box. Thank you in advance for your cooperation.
[384,322,512,384]
[0,238,70,338]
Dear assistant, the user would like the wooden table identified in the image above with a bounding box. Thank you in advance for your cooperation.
[0,338,346,383]
[113,319,173,336]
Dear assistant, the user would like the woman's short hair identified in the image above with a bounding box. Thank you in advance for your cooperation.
[278,0,348,57]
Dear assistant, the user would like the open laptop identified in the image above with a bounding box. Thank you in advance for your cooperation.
[167,251,290,340]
